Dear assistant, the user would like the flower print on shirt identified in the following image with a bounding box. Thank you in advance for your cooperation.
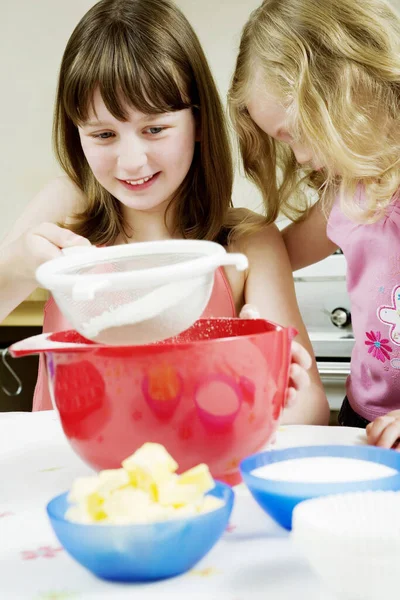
[378,284,400,345]
[365,331,392,362]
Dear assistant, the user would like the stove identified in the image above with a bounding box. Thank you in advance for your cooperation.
[293,252,353,410]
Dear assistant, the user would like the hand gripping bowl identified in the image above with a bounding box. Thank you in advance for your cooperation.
[9,318,296,485]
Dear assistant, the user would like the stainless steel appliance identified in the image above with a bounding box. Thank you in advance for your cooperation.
[293,251,353,410]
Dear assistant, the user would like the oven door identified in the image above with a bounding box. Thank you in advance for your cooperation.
[316,359,350,411]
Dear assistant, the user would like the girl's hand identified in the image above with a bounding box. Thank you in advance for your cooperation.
[366,410,400,449]
[239,304,311,406]
[17,223,91,282]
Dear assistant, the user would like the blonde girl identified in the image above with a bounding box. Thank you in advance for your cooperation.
[229,0,400,445]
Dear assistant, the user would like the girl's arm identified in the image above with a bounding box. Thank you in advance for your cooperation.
[282,201,338,271]
[236,223,330,425]
[0,177,89,322]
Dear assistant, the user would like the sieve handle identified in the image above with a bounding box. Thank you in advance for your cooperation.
[61,246,113,300]
[71,279,112,301]
[8,332,90,357]
[211,252,248,271]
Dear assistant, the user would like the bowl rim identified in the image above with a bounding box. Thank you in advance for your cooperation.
[239,445,400,496]
[46,480,234,530]
[22,318,288,356]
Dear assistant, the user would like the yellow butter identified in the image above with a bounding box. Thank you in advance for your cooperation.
[122,443,178,485]
[97,468,130,497]
[102,487,151,522]
[66,443,223,525]
[124,466,159,501]
[178,464,215,494]
[170,504,197,519]
[158,480,203,507]
[65,504,92,524]
[198,495,224,514]
[68,476,99,503]
[86,492,107,521]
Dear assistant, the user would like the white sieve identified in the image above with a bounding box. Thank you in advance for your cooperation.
[35,239,248,345]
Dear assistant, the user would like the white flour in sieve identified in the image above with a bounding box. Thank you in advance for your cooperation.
[80,277,204,340]
[252,457,397,483]
[81,302,150,338]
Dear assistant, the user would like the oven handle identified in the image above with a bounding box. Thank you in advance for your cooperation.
[317,362,351,377]
[318,364,350,377]
[294,276,345,282]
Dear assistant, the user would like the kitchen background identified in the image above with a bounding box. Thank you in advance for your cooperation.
[5,0,393,412]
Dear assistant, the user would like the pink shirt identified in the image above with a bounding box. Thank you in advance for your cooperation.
[33,267,237,411]
[327,190,400,420]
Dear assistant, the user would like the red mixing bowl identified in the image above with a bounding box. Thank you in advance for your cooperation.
[10,318,295,485]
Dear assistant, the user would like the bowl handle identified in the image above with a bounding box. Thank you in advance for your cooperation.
[0,349,23,396]
[8,332,89,358]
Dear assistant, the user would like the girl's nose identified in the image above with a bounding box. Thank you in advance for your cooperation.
[118,138,148,172]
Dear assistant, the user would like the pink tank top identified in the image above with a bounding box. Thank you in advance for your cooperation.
[327,189,400,420]
[33,267,237,411]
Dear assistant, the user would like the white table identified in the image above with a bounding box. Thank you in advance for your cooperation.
[0,412,366,600]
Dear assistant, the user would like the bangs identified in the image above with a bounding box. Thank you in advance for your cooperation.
[62,23,193,124]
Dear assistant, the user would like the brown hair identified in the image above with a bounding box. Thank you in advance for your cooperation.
[229,0,400,224]
[54,0,235,244]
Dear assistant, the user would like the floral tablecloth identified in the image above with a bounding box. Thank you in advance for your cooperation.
[0,411,366,600]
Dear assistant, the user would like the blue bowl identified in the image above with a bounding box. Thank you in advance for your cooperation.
[240,445,400,530]
[47,481,233,582]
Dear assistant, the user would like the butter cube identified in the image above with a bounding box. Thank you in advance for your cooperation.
[65,504,92,524]
[144,503,175,523]
[122,443,178,484]
[158,479,202,507]
[124,467,159,500]
[122,443,178,500]
[106,493,173,524]
[178,464,215,494]
[103,487,151,522]
[68,476,99,503]
[86,492,107,521]
[97,468,130,497]
[170,504,197,519]
[198,495,224,514]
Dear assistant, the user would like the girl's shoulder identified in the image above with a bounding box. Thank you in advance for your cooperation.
[1,176,87,247]
[20,175,86,228]
[41,176,86,225]
[225,207,279,254]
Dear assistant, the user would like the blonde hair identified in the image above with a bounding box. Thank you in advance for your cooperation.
[54,0,237,245]
[229,0,400,223]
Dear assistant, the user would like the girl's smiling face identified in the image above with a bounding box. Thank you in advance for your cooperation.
[79,88,197,214]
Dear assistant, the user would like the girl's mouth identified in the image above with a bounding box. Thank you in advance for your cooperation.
[119,172,160,191]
